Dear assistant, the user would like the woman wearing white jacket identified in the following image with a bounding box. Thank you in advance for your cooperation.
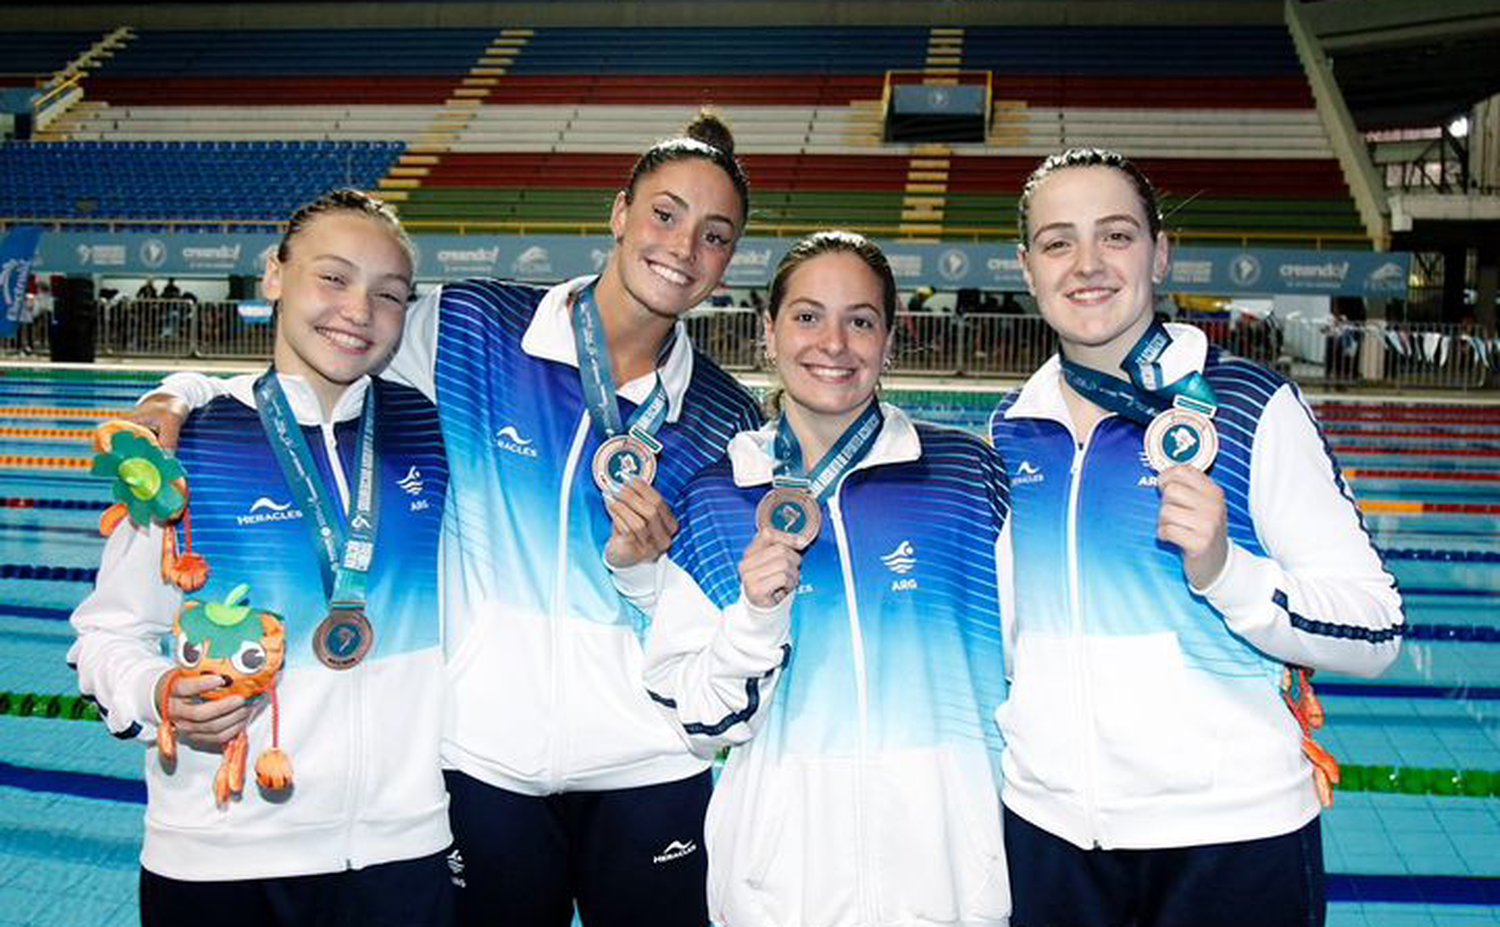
[606,231,1013,927]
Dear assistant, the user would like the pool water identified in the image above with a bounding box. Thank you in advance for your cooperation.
[2,367,1497,927]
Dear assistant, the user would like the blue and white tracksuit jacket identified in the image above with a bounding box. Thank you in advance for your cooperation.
[988,324,1404,851]
[384,276,762,793]
[614,405,1012,927]
[70,375,451,880]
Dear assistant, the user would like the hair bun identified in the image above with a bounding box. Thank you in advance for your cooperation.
[686,111,735,157]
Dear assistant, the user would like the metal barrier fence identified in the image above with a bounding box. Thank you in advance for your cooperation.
[3,300,1497,391]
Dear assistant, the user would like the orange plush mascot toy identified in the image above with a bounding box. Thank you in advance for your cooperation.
[158,583,293,806]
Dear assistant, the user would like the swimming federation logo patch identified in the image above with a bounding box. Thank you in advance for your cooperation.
[881,541,917,575]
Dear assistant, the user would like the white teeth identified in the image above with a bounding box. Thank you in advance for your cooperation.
[648,263,689,286]
[806,365,854,382]
[320,329,371,351]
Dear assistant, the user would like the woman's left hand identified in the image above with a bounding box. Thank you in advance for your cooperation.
[1155,464,1229,589]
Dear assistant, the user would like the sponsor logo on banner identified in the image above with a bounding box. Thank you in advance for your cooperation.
[436,246,500,274]
[887,253,923,279]
[1171,260,1214,285]
[726,247,774,284]
[590,248,609,272]
[1366,261,1405,293]
[181,243,241,270]
[77,243,126,267]
[140,239,168,269]
[513,245,552,277]
[938,248,969,282]
[1228,254,1261,287]
[985,254,1024,286]
[1279,260,1349,286]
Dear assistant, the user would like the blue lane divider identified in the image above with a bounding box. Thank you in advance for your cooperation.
[0,761,145,804]
[1,565,99,582]
[1318,682,1500,700]
[1326,873,1500,906]
[1380,548,1500,562]
[0,604,75,621]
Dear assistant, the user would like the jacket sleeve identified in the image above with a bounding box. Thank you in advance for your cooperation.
[67,520,182,740]
[153,370,230,408]
[380,285,441,401]
[611,553,793,758]
[1195,384,1404,677]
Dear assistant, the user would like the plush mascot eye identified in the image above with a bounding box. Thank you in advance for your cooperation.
[231,641,267,675]
[175,634,203,668]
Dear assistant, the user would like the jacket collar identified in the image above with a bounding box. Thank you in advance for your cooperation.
[1005,322,1209,423]
[520,274,696,423]
[229,372,370,426]
[727,401,922,488]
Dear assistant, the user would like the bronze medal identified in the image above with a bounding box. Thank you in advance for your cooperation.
[313,606,373,670]
[1144,408,1219,472]
[592,434,658,493]
[755,486,822,550]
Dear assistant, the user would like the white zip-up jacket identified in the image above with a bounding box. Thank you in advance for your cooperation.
[614,406,1012,927]
[988,325,1404,851]
[70,375,451,879]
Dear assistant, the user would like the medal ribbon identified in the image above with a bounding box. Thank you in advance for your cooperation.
[254,371,381,610]
[1059,320,1219,426]
[571,280,670,454]
[772,401,884,501]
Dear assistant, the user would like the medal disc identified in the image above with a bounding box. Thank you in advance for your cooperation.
[313,607,373,670]
[1144,408,1219,472]
[755,486,822,550]
[592,435,658,493]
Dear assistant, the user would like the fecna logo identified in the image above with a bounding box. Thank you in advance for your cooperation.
[495,425,540,458]
[236,497,302,526]
[1367,262,1404,288]
[881,540,917,575]
[652,839,699,864]
[397,466,423,496]
[512,245,552,277]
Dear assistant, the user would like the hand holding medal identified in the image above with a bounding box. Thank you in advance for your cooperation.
[1155,464,1229,589]
[604,478,680,569]
[739,527,805,608]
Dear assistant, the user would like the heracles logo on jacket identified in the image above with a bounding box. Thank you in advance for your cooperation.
[237,497,302,526]
[494,424,539,458]
[1013,460,1044,485]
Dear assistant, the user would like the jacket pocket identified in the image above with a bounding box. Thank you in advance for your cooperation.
[869,748,1009,923]
[710,755,859,927]
[1085,632,1218,803]
[993,632,1086,798]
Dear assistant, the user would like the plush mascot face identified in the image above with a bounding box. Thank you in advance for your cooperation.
[173,584,285,701]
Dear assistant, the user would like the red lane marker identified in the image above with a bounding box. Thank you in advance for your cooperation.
[1344,469,1500,482]
[1332,441,1500,453]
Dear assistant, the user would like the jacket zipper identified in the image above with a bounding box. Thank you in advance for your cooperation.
[546,412,593,793]
[1066,425,1105,848]
[320,419,363,865]
[829,494,874,920]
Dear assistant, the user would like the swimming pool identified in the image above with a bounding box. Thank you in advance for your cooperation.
[2,365,1497,927]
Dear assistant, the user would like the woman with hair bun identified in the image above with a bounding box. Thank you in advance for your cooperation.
[137,113,763,926]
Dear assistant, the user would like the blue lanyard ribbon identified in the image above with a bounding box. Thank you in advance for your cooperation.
[254,371,380,606]
[570,280,671,453]
[1060,320,1219,426]
[772,401,884,501]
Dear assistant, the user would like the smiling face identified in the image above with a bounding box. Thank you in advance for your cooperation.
[765,250,892,433]
[265,211,414,412]
[605,158,741,320]
[1019,165,1170,368]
